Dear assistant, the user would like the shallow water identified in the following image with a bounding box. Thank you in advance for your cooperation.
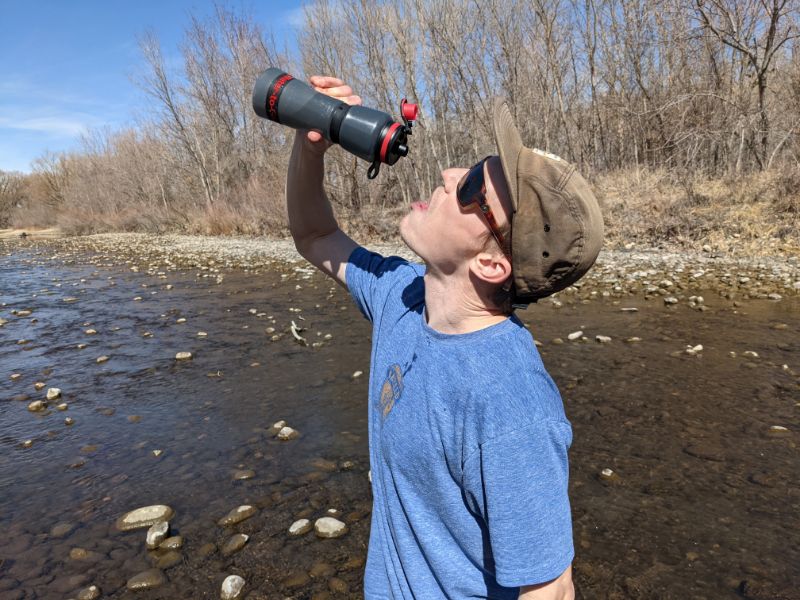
[0,246,798,599]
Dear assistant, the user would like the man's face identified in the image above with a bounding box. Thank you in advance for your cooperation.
[399,155,513,275]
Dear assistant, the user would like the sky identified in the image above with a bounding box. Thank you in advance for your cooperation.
[0,0,306,173]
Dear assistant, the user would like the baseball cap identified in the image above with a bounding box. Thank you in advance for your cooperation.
[492,97,604,305]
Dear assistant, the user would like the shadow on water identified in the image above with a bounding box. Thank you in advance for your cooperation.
[0,247,797,599]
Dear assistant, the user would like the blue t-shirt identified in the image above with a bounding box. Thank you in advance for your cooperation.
[346,246,574,599]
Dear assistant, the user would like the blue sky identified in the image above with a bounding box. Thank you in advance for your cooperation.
[0,1,306,173]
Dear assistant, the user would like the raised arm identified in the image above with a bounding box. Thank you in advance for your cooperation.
[286,76,361,289]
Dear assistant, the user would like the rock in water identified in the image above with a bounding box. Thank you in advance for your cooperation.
[116,505,175,531]
[288,519,312,536]
[217,505,257,526]
[277,426,299,441]
[126,569,165,590]
[221,533,249,556]
[314,517,347,539]
[221,575,246,600]
[46,387,61,400]
[77,585,101,600]
[175,351,193,361]
[146,521,169,549]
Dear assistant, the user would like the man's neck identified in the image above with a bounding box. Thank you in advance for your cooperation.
[423,271,509,335]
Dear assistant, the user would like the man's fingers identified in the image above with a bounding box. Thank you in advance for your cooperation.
[312,84,353,98]
[309,75,345,87]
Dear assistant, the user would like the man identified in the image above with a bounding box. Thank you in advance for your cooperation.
[286,75,603,599]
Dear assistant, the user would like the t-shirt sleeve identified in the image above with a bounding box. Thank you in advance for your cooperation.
[345,246,411,323]
[463,419,574,588]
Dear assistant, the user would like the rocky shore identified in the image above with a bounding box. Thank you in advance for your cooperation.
[3,232,799,302]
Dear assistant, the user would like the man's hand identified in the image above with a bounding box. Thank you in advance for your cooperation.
[519,564,574,600]
[303,76,362,153]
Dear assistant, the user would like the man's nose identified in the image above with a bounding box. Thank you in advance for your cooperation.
[441,168,462,193]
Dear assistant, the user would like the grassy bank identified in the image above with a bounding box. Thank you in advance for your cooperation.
[8,167,799,258]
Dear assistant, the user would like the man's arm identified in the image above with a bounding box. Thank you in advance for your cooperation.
[286,76,360,289]
[519,564,574,600]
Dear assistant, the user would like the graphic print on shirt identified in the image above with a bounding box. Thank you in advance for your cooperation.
[379,364,404,420]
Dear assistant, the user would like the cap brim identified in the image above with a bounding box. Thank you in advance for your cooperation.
[492,97,523,212]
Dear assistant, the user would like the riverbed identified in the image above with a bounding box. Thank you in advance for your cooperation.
[0,235,798,600]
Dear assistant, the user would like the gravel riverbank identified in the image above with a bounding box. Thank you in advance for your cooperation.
[3,232,799,302]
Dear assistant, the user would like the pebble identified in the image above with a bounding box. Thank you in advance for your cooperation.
[22,439,33,448]
[175,351,193,360]
[146,521,170,549]
[76,585,101,600]
[620,307,638,312]
[10,373,21,381]
[685,344,703,356]
[154,550,182,570]
[160,535,183,550]
[116,505,175,531]
[664,296,678,305]
[126,569,165,590]
[176,317,186,323]
[277,426,299,441]
[314,517,347,538]
[64,417,74,425]
[197,331,208,337]
[46,387,61,400]
[84,329,97,335]
[352,370,363,378]
[221,575,246,600]
[329,577,349,593]
[743,350,759,358]
[595,335,612,343]
[28,400,45,412]
[767,425,790,437]
[567,331,583,341]
[288,519,313,536]
[599,468,620,483]
[217,505,258,526]
[233,469,255,480]
[96,355,109,364]
[34,382,45,390]
[221,533,249,556]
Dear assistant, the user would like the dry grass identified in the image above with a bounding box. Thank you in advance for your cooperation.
[9,167,799,257]
[596,167,800,255]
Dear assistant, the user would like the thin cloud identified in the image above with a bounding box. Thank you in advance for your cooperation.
[0,115,89,137]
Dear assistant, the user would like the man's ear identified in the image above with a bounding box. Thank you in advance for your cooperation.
[471,252,512,286]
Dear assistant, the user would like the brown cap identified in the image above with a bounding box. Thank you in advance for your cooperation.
[493,97,604,305]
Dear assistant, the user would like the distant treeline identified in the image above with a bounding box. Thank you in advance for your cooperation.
[1,0,799,242]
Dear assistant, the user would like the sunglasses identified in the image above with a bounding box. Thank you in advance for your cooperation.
[456,156,510,258]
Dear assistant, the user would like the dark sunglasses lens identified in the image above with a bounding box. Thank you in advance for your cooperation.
[457,163,484,206]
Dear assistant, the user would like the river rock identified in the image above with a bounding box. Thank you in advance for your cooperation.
[126,569,165,590]
[175,351,193,360]
[596,335,612,343]
[160,535,183,550]
[221,533,249,556]
[314,517,347,538]
[154,550,182,569]
[277,426,299,441]
[599,468,620,483]
[767,425,790,437]
[28,400,45,412]
[146,521,170,549]
[69,548,104,563]
[328,577,349,593]
[217,505,257,526]
[116,505,175,531]
[233,469,255,480]
[96,355,109,364]
[664,296,678,305]
[65,417,74,425]
[10,373,21,381]
[77,585,101,600]
[34,381,45,390]
[57,403,68,410]
[50,523,75,538]
[46,387,61,400]
[288,519,312,536]
[567,330,583,341]
[221,575,246,600]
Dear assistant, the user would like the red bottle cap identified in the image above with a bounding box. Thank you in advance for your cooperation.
[401,99,418,122]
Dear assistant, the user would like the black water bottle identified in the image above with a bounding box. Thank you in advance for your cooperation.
[252,68,417,179]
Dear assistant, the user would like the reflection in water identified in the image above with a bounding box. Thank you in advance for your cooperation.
[0,247,798,599]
